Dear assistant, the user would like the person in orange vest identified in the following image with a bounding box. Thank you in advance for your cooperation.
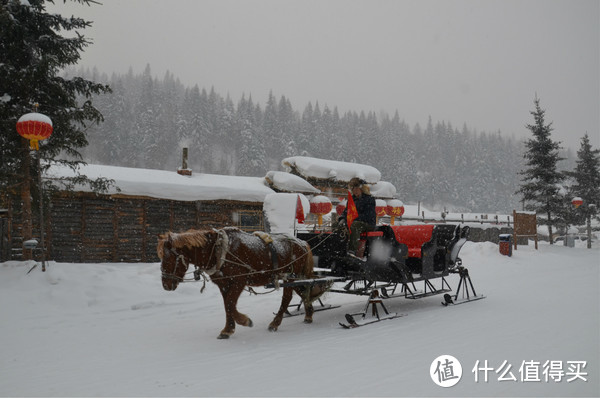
[338,178,376,257]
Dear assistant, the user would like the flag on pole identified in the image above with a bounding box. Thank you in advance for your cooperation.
[295,195,305,224]
[346,191,358,232]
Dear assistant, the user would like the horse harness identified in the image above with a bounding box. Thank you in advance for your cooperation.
[162,229,313,288]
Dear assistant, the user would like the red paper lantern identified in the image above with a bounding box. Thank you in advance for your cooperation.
[310,195,333,226]
[336,199,346,216]
[385,199,404,224]
[16,113,53,150]
[572,197,583,209]
[375,199,387,218]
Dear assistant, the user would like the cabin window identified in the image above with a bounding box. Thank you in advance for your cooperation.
[235,210,263,232]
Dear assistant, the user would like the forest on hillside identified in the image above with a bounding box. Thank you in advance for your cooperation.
[72,65,576,214]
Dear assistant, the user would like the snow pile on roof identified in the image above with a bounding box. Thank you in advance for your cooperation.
[264,171,320,194]
[282,156,381,183]
[46,163,274,202]
[263,193,309,234]
[370,181,397,198]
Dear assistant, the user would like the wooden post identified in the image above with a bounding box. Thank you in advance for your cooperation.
[513,210,518,250]
[36,152,47,271]
[21,143,33,260]
[587,213,593,249]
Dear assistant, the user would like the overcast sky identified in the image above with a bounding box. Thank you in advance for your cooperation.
[49,0,599,151]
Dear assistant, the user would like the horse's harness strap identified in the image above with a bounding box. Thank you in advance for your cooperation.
[253,231,282,288]
[204,229,229,276]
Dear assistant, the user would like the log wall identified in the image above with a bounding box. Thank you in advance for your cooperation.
[46,193,263,263]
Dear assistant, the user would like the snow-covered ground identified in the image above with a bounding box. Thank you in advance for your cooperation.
[1,240,598,397]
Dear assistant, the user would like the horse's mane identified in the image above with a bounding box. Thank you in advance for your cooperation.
[157,229,215,259]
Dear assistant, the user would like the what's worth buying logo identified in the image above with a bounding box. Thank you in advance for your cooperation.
[430,355,462,387]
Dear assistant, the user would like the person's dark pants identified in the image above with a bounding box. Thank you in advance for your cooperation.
[348,221,374,252]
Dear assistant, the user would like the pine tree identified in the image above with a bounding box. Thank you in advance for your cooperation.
[516,97,564,242]
[0,0,111,257]
[565,133,600,247]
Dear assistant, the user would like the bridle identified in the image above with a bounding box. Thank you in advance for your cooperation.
[160,233,222,284]
[161,245,190,283]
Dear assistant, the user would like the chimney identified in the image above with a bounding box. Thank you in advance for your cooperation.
[177,147,192,176]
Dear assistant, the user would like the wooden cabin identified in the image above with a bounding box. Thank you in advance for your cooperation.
[1,164,278,263]
[1,157,408,263]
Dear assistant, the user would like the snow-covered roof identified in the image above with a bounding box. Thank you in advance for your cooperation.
[46,163,275,202]
[282,156,381,184]
[264,171,320,194]
[370,181,397,199]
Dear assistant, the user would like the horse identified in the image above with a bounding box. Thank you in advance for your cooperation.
[157,227,328,339]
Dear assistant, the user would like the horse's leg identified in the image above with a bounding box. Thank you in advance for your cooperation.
[231,283,253,328]
[269,286,294,332]
[300,283,331,324]
[217,282,246,339]
[294,286,315,324]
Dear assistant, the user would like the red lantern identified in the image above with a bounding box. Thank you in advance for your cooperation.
[336,199,346,216]
[375,199,387,218]
[310,195,333,227]
[385,199,404,224]
[16,113,53,150]
[572,197,583,209]
[375,199,387,224]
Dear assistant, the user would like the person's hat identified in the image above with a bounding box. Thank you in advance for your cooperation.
[348,177,366,188]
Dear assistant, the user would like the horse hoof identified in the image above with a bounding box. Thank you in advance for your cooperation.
[247,319,253,328]
[304,319,313,324]
[217,333,230,340]
[268,326,278,332]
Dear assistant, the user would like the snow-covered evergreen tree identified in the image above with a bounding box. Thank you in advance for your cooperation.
[516,97,565,242]
[565,133,600,247]
[0,0,111,256]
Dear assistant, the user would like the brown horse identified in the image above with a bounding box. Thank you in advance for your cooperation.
[157,227,327,339]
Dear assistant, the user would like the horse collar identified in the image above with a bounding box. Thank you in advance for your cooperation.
[204,229,229,276]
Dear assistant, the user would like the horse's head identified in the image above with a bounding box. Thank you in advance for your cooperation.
[157,232,190,291]
[157,229,216,291]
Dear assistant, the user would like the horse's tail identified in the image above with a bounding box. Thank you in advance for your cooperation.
[302,242,315,278]
[296,243,332,303]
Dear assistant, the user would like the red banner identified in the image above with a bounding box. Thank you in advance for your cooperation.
[295,195,305,224]
[346,191,358,232]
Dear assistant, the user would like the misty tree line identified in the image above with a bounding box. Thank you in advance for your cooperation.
[74,65,575,214]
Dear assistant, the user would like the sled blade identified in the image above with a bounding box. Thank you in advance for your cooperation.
[339,312,406,328]
[442,293,486,306]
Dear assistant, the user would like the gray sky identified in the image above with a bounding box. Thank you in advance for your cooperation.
[50,0,599,151]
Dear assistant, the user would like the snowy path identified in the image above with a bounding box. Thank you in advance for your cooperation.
[1,241,598,397]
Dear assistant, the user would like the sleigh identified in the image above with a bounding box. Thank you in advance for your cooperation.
[295,223,484,325]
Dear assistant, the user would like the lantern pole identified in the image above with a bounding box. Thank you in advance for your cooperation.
[16,104,52,271]
[31,103,47,271]
[37,148,46,271]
